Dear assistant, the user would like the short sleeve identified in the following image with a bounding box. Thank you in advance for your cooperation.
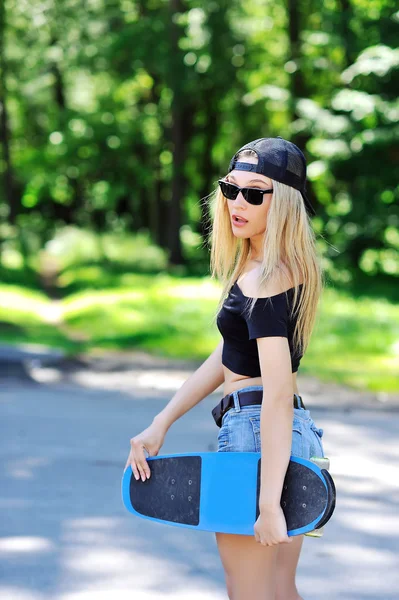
[244,296,288,340]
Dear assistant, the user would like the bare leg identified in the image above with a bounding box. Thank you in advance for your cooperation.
[275,534,305,600]
[215,531,279,600]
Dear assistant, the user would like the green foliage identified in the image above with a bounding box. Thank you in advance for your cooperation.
[1,0,398,285]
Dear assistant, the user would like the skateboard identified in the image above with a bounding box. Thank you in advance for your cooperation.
[121,452,336,536]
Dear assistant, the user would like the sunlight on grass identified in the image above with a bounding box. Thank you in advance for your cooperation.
[0,286,50,324]
[63,289,146,314]
[61,276,221,352]
[0,275,398,393]
[0,285,78,352]
[305,286,399,392]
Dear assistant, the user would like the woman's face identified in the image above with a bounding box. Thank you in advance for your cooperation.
[224,161,273,239]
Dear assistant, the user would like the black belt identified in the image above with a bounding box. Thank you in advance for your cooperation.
[212,389,306,428]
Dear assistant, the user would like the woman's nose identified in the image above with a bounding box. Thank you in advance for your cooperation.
[233,192,247,205]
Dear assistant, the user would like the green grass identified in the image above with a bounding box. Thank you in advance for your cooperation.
[0,285,81,352]
[61,273,220,357]
[0,273,398,393]
[304,288,399,392]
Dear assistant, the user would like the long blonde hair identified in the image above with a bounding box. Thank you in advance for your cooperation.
[208,148,325,359]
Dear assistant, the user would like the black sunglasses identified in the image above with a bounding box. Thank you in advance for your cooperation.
[218,179,274,205]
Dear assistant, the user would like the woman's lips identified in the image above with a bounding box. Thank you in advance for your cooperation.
[232,215,248,227]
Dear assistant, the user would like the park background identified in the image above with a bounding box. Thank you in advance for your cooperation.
[0,0,398,394]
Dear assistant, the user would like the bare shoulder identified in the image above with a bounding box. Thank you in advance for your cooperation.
[238,262,294,298]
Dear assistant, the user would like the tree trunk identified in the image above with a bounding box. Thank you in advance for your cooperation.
[167,0,186,266]
[0,0,17,225]
[286,0,317,213]
[198,95,219,241]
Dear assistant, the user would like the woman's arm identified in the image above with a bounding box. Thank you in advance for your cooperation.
[256,335,294,511]
[153,339,225,433]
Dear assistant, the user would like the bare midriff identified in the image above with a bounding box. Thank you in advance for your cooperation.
[222,365,299,398]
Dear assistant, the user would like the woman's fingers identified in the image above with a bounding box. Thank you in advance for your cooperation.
[129,439,151,481]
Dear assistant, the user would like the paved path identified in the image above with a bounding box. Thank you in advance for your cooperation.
[1,351,398,599]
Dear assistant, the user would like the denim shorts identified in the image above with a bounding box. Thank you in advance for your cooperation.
[216,385,325,459]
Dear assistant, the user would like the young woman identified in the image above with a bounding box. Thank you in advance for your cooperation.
[125,136,326,600]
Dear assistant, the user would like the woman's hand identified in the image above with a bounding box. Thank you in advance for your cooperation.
[254,505,293,546]
[124,420,167,481]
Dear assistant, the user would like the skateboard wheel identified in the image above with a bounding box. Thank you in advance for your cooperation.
[304,526,324,538]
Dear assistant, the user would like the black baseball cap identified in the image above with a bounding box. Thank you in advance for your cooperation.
[228,136,316,216]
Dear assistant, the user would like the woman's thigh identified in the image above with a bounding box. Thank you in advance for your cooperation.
[215,530,279,600]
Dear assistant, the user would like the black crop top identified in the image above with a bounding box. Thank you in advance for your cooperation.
[216,281,304,377]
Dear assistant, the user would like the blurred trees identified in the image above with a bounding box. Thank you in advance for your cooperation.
[0,0,398,283]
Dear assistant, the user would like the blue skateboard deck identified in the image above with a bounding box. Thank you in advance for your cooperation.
[121,452,336,536]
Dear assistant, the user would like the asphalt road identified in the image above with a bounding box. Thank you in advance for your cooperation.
[1,352,398,600]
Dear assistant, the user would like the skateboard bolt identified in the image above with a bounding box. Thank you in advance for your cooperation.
[171,495,175,500]
[303,486,307,490]
[188,496,192,501]
[302,503,306,508]
[171,479,175,484]
[188,480,192,484]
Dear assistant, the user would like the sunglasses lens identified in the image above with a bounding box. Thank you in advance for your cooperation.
[242,188,263,205]
[219,181,238,199]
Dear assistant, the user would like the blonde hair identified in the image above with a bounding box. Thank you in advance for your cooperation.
[208,148,324,360]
